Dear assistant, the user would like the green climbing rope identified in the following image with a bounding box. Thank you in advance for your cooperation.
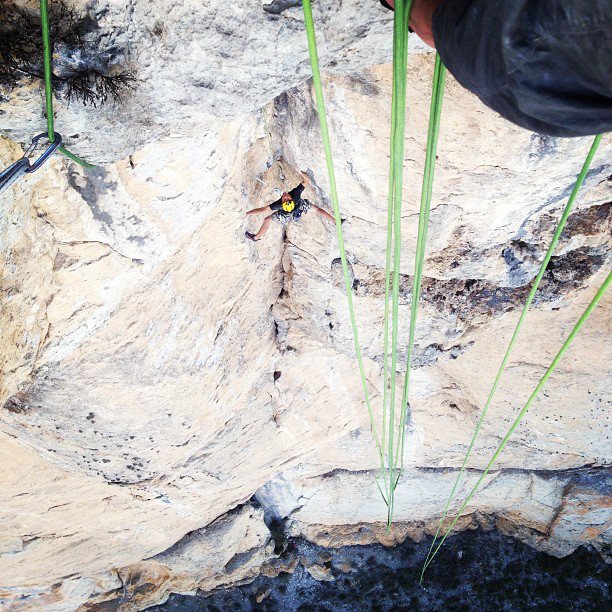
[421,268,611,577]
[303,1,447,524]
[380,1,402,504]
[384,0,412,524]
[420,134,604,579]
[394,54,446,487]
[302,0,385,479]
[305,0,607,549]
[40,0,94,169]
[375,6,448,524]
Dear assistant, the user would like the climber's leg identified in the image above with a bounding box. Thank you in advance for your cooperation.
[246,213,276,241]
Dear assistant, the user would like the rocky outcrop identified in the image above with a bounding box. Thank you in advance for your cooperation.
[0,0,425,163]
[278,468,611,558]
[1,1,610,609]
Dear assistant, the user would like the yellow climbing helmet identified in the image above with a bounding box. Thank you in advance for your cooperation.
[282,199,296,213]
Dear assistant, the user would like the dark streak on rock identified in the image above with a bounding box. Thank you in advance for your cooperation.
[67,167,117,230]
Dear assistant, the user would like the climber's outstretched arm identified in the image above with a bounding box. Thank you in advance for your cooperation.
[313,205,335,223]
[246,205,273,216]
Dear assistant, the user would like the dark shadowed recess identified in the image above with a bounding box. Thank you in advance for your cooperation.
[154,529,610,611]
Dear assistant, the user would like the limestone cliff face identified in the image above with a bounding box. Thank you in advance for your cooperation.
[0,1,610,609]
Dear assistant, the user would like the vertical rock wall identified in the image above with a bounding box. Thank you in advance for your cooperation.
[0,2,610,609]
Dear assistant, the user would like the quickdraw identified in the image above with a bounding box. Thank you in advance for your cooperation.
[0,132,62,196]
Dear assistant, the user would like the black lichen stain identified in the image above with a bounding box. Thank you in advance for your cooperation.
[67,167,117,230]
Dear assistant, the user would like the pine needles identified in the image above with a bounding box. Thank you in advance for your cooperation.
[0,0,134,106]
[62,68,135,107]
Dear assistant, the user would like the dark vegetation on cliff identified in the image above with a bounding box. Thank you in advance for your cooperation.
[0,0,134,106]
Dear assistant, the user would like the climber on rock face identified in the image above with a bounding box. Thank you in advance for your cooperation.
[245,169,335,241]
[379,0,612,137]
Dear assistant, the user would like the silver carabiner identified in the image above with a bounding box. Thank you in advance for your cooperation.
[0,132,63,195]
[23,132,63,173]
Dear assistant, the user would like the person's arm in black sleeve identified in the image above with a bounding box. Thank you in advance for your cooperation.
[289,169,313,201]
[247,197,281,215]
[269,197,283,211]
[289,183,305,201]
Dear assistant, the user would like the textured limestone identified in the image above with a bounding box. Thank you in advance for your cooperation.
[0,0,426,163]
[279,468,611,559]
[0,2,611,609]
[1,500,278,610]
[91,506,276,610]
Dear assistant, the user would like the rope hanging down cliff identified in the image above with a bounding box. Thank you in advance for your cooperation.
[420,133,604,578]
[422,269,610,578]
[303,0,446,524]
[302,1,609,541]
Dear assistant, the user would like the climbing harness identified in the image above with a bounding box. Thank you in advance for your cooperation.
[0,132,62,195]
[302,0,609,547]
[281,199,296,213]
[293,198,310,219]
[0,0,93,198]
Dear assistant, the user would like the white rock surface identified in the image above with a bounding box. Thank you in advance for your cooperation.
[0,0,426,163]
[0,2,610,609]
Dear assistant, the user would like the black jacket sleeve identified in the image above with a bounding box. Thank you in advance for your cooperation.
[432,0,612,136]
[289,183,305,201]
[270,197,282,211]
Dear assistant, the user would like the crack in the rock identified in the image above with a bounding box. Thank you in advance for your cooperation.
[285,238,318,263]
[55,239,144,264]
[313,465,611,480]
